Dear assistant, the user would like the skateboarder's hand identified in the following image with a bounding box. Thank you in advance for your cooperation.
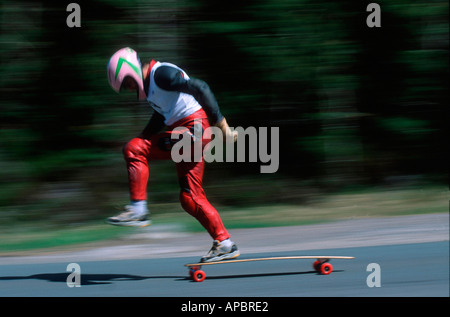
[216,118,238,143]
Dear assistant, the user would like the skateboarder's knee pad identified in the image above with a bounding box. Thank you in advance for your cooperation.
[123,138,148,159]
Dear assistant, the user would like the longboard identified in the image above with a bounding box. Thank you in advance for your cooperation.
[185,255,355,282]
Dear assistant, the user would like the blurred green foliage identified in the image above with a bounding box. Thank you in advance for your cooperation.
[0,0,448,226]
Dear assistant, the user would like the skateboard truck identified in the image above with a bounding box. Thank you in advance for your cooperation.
[188,266,206,282]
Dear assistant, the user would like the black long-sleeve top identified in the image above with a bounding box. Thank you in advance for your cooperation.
[141,64,224,138]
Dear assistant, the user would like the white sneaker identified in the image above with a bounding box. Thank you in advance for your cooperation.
[106,205,151,227]
[200,239,240,263]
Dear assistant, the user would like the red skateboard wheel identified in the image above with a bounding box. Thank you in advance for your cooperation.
[320,262,333,275]
[192,270,206,282]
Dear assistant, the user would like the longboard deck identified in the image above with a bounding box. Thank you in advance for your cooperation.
[185,255,354,267]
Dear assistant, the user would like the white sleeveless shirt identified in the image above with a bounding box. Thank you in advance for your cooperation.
[147,62,201,126]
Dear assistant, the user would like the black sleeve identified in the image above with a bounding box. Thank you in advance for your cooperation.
[154,66,224,125]
[140,109,166,139]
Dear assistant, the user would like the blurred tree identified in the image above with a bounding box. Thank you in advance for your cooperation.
[0,0,447,224]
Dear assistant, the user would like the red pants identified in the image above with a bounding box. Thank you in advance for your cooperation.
[123,109,229,242]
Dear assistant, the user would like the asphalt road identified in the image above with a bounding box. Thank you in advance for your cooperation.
[0,213,448,299]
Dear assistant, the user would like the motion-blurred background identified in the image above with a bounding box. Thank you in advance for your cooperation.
[0,0,448,250]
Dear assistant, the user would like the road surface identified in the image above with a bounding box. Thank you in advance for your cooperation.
[0,213,448,299]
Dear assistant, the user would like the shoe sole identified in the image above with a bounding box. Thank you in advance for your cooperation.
[201,250,241,263]
[105,219,152,227]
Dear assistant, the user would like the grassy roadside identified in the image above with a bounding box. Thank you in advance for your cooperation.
[0,185,447,254]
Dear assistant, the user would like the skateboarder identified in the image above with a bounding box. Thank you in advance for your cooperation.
[106,47,239,263]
